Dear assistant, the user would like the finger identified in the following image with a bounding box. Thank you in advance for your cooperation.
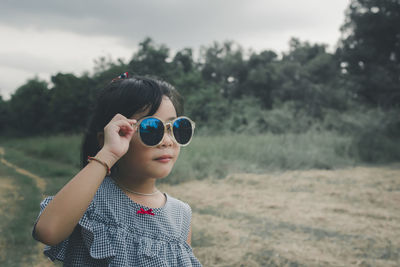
[109,113,127,122]
[114,120,134,130]
[127,119,137,127]
[119,122,139,137]
[109,115,137,127]
[120,124,138,137]
[104,120,130,134]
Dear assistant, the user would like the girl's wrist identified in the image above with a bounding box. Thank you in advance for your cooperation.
[95,149,119,169]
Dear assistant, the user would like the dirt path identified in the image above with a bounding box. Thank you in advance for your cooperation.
[160,165,400,266]
[0,147,54,267]
[0,147,46,192]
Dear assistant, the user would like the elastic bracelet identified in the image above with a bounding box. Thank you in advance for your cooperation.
[87,156,111,175]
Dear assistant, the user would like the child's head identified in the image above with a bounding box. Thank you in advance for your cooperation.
[81,76,184,178]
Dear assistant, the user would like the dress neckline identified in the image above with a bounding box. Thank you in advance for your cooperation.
[107,176,169,212]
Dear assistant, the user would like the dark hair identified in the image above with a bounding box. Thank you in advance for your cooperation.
[81,76,183,173]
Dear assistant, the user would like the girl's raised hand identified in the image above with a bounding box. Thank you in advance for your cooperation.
[101,114,137,160]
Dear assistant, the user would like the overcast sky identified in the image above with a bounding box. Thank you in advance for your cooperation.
[0,0,349,99]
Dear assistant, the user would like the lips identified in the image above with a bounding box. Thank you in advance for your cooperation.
[154,154,173,164]
[154,154,173,160]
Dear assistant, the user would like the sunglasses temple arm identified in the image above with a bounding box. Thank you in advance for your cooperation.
[131,122,139,132]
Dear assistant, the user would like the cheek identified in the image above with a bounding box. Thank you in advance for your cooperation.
[125,136,147,160]
[132,139,149,155]
[173,146,180,163]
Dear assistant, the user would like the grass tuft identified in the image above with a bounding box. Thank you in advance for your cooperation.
[2,131,359,185]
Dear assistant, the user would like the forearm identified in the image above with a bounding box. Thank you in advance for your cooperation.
[34,149,118,246]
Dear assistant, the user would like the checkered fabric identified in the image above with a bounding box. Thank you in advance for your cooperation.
[32,176,203,267]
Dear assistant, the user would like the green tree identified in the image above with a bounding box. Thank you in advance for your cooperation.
[274,38,342,117]
[48,73,94,132]
[243,50,279,108]
[0,96,10,133]
[200,41,247,99]
[129,37,174,79]
[8,78,50,134]
[338,0,400,108]
[173,48,194,74]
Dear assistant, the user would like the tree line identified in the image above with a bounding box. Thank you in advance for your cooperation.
[0,0,399,143]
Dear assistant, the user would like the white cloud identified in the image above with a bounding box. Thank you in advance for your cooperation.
[0,25,134,99]
[0,65,44,100]
[0,0,349,99]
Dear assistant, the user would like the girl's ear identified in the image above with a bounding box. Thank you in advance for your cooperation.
[97,132,104,149]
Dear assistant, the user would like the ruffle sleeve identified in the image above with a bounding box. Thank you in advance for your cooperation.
[32,196,116,262]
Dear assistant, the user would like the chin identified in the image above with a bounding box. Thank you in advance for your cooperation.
[150,168,173,179]
[151,162,175,179]
[157,171,172,179]
[154,175,168,180]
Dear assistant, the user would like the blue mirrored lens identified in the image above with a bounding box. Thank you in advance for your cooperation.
[139,118,164,146]
[173,118,192,145]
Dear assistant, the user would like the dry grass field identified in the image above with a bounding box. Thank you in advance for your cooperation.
[160,165,400,266]
[1,162,399,266]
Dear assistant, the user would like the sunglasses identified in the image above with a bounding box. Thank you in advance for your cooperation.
[133,116,195,147]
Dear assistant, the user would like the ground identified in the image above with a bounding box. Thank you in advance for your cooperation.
[160,165,400,266]
[1,146,399,266]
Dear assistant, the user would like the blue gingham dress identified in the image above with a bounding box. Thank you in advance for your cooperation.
[32,176,202,266]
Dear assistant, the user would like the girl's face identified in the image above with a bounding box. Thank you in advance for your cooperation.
[118,96,180,180]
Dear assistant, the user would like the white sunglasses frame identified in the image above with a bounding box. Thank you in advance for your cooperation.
[133,116,196,147]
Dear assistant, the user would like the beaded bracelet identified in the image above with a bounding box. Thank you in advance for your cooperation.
[87,156,111,175]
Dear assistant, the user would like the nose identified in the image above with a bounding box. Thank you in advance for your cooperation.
[159,123,174,147]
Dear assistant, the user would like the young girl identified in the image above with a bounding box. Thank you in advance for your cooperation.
[32,74,202,266]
